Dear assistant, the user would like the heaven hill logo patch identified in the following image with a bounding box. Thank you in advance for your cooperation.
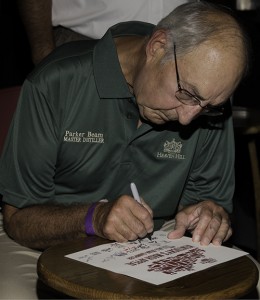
[157,139,185,160]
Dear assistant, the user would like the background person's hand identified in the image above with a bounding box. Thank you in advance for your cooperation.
[93,195,153,242]
[167,200,232,246]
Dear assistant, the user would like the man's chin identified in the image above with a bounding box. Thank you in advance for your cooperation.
[142,112,178,125]
[149,118,168,125]
[147,116,178,125]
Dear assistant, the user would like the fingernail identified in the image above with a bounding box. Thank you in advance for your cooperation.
[193,235,200,242]
[213,239,222,246]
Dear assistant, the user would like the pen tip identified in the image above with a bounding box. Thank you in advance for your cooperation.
[147,232,153,240]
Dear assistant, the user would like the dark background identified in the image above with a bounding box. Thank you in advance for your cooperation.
[1,0,260,107]
[0,0,259,258]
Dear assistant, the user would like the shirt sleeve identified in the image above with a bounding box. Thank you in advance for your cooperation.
[180,110,235,214]
[0,80,59,208]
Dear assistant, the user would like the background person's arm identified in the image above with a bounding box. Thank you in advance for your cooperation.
[17,0,55,65]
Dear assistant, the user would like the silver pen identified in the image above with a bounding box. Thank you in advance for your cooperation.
[130,182,152,240]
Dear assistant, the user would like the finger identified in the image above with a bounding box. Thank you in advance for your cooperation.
[103,223,129,242]
[223,227,233,242]
[100,198,138,241]
[191,209,216,244]
[140,198,153,217]
[167,213,188,239]
[187,216,200,231]
[102,195,154,241]
[211,218,232,246]
[197,213,226,245]
[103,214,139,242]
[113,201,153,240]
[167,225,186,239]
[133,200,154,234]
[134,208,154,237]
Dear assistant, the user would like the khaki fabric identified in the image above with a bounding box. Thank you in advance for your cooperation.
[0,214,69,299]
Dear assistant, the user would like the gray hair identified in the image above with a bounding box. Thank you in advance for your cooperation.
[155,1,250,75]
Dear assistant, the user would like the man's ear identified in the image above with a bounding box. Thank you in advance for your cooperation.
[146,29,167,61]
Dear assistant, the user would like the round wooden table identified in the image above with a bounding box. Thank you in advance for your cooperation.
[37,236,259,299]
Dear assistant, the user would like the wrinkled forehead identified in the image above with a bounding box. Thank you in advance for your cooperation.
[177,41,245,101]
[181,40,244,77]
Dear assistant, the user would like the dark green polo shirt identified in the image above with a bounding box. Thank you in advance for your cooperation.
[0,21,235,224]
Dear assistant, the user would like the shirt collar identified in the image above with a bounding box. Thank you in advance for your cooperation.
[93,21,154,99]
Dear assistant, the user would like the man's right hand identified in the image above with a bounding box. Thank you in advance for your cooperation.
[93,195,153,242]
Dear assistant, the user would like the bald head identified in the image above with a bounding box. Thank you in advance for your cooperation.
[155,1,250,78]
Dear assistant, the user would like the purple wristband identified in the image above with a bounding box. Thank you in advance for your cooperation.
[85,202,99,235]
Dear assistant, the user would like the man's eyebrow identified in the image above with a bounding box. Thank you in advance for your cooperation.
[187,83,207,101]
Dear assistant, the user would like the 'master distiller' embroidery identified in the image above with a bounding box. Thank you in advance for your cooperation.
[63,130,104,143]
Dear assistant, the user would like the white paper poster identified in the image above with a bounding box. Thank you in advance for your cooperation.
[66,231,247,285]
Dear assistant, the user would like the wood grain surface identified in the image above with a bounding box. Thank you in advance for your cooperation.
[37,237,258,299]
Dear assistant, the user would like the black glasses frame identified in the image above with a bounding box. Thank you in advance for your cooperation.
[173,44,224,117]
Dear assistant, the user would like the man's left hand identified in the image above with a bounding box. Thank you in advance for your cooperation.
[167,200,232,246]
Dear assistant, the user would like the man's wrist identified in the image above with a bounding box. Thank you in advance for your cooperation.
[85,203,99,235]
[85,200,108,236]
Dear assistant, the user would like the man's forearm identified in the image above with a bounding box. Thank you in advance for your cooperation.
[3,203,89,250]
[3,195,154,248]
[17,0,55,64]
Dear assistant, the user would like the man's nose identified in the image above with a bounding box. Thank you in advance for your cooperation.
[178,105,203,125]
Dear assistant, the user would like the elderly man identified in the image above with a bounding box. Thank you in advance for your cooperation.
[0,1,251,297]
[1,3,248,251]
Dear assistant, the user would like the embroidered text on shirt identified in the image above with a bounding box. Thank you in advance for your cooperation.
[63,130,104,144]
[157,139,185,160]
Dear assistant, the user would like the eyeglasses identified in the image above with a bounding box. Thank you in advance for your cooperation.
[173,44,224,117]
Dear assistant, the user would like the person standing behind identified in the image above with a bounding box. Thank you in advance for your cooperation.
[17,0,191,65]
